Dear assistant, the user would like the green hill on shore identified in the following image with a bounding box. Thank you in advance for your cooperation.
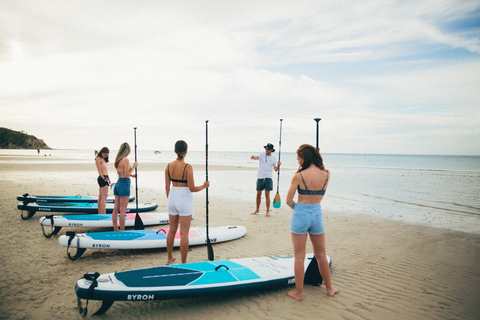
[0,128,51,149]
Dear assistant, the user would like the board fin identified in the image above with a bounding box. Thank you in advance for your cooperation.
[92,300,114,315]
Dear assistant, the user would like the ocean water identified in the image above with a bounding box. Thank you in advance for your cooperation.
[2,149,480,233]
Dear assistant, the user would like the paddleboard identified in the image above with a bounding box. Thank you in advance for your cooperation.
[59,225,246,253]
[17,193,135,203]
[18,202,158,220]
[39,212,169,238]
[75,253,331,316]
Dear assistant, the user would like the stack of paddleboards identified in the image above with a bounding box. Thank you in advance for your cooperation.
[75,254,331,316]
[17,193,158,220]
[17,193,135,204]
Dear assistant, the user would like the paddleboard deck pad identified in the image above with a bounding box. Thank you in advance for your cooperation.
[18,202,158,220]
[39,212,169,238]
[17,193,134,204]
[59,226,246,260]
[75,254,331,316]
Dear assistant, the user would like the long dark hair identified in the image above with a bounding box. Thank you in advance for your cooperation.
[96,147,110,163]
[296,144,324,172]
[175,140,188,159]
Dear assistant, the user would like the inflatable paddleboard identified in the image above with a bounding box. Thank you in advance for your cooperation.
[75,253,331,316]
[18,202,158,220]
[58,226,246,259]
[39,212,169,238]
[17,193,135,203]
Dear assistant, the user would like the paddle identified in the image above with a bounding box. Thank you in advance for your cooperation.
[273,119,283,209]
[314,118,321,151]
[133,127,144,230]
[205,120,214,261]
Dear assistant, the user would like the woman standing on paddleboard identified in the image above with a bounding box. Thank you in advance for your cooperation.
[286,144,339,301]
[165,140,209,264]
[112,142,137,231]
[95,147,111,214]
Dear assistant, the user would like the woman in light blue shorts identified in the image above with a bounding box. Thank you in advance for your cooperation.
[286,144,339,301]
[290,203,325,235]
[112,142,137,231]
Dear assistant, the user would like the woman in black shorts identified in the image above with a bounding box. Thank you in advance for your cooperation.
[95,147,110,214]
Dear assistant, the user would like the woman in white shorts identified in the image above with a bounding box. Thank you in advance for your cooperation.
[165,140,209,264]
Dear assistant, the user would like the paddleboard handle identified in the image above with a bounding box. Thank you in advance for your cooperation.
[215,265,229,271]
[40,215,62,238]
[77,272,101,317]
[66,232,87,261]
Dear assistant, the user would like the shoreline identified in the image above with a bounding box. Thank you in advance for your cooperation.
[1,155,479,319]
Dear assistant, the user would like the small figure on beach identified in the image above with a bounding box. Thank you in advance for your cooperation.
[112,142,137,231]
[286,144,339,301]
[250,143,280,217]
[165,140,209,264]
[95,147,111,214]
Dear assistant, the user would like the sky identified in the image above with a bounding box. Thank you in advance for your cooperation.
[1,0,479,155]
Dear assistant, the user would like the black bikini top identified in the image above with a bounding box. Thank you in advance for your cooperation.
[168,163,188,183]
[297,170,329,196]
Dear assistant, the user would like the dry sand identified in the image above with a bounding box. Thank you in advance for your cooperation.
[0,155,479,319]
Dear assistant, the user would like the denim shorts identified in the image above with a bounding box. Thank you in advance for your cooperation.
[290,203,325,235]
[114,178,131,197]
[256,178,273,191]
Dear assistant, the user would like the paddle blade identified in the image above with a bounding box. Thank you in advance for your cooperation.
[273,193,281,208]
[134,213,144,230]
[207,240,214,261]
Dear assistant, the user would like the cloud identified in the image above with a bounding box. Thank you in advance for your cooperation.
[0,0,479,154]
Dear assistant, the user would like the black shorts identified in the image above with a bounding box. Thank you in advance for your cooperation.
[97,175,109,188]
[256,178,273,191]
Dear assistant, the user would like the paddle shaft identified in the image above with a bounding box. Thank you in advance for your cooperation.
[314,118,321,151]
[205,120,214,260]
[276,119,283,192]
[134,127,144,229]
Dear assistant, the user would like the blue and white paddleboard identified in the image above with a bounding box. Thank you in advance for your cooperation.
[58,225,246,251]
[75,253,331,316]
[17,193,135,203]
[39,212,169,237]
[18,202,158,219]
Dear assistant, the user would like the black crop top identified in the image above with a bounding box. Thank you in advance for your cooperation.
[297,170,329,195]
[167,163,188,183]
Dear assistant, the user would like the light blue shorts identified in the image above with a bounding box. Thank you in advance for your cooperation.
[114,178,131,197]
[167,187,194,217]
[290,203,325,235]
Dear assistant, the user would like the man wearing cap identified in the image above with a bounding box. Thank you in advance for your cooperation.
[250,143,281,217]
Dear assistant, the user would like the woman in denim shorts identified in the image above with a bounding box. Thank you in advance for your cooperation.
[286,144,339,301]
[112,142,137,231]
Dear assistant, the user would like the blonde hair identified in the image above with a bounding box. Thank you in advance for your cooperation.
[115,142,131,168]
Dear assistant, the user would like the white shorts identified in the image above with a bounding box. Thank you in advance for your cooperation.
[167,187,194,217]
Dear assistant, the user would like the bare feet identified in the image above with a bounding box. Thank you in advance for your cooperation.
[250,210,259,215]
[327,287,340,296]
[265,211,270,217]
[286,290,303,301]
[166,257,177,265]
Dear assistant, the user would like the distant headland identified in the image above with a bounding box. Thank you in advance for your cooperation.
[0,128,51,149]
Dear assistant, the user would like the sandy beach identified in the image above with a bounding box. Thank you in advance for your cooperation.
[0,154,479,320]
